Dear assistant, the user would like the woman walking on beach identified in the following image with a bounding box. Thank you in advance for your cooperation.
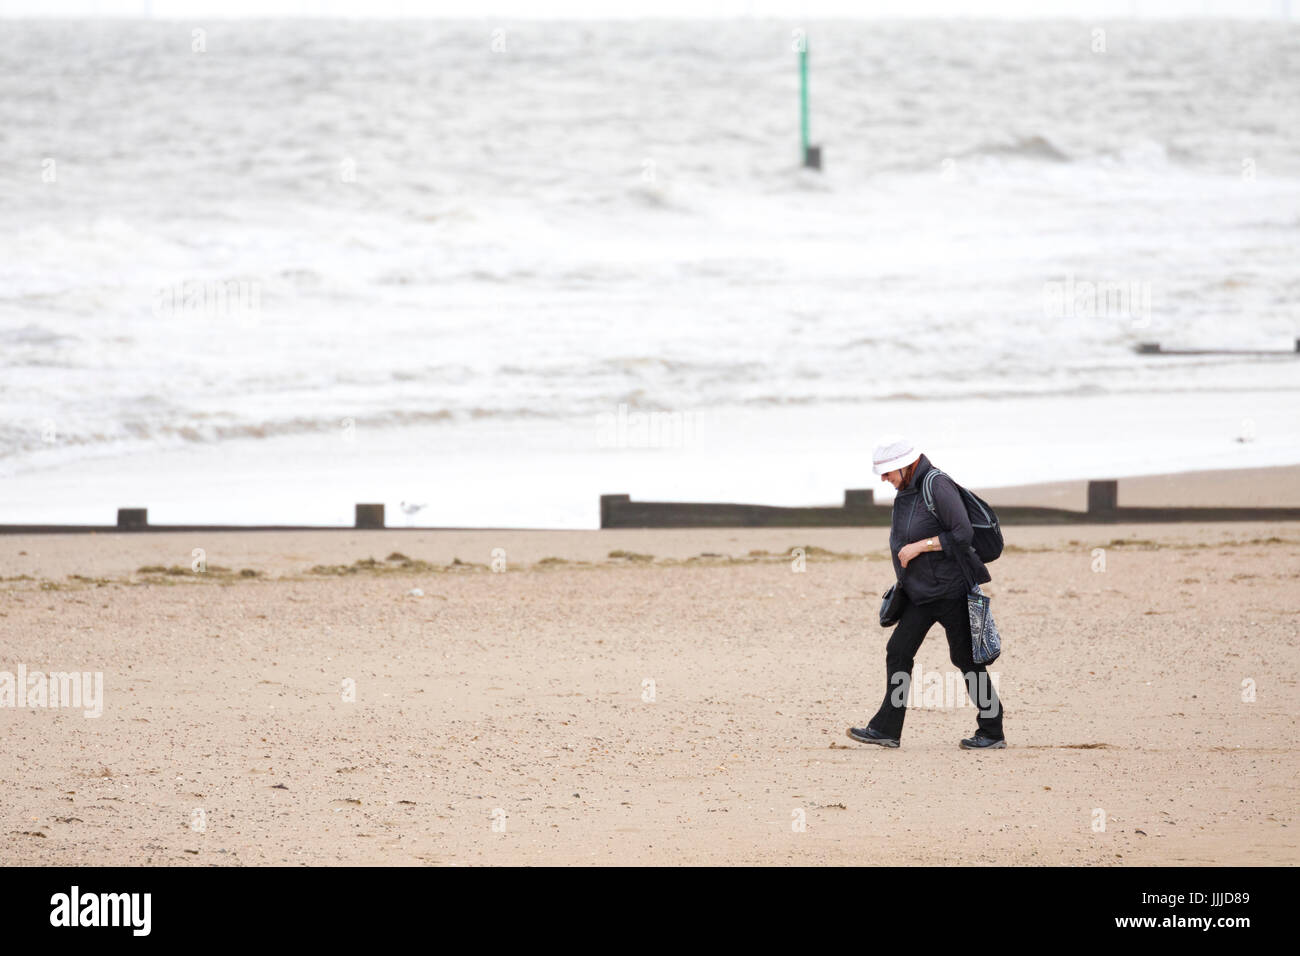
[847,436,1006,750]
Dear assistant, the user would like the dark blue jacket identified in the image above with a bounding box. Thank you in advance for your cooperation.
[889,454,991,603]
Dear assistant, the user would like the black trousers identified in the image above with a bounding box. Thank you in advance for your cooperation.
[868,595,1004,741]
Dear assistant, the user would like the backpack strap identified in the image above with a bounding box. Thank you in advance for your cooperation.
[921,467,944,518]
[921,467,978,589]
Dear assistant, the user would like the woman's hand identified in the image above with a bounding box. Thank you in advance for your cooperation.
[898,541,924,568]
[898,537,940,568]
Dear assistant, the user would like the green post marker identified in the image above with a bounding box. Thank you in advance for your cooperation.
[799,45,809,153]
[800,40,821,170]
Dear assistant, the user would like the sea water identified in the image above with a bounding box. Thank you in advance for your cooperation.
[2,19,1297,526]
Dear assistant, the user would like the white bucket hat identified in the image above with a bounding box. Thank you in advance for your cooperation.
[872,435,920,475]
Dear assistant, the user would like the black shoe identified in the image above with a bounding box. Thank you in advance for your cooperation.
[846,726,900,748]
[959,732,1006,750]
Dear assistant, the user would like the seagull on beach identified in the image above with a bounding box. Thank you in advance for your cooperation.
[400,501,427,526]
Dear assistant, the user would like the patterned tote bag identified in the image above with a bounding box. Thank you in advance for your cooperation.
[966,583,1002,665]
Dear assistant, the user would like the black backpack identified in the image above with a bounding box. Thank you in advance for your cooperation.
[920,468,1004,563]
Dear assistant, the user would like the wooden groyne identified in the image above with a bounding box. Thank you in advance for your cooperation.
[599,481,1300,528]
[1135,339,1300,356]
[0,505,512,535]
[3,482,1299,535]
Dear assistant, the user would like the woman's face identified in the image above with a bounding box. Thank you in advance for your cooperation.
[881,467,907,491]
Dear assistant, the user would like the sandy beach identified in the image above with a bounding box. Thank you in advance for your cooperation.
[975,463,1300,511]
[1,470,1297,867]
